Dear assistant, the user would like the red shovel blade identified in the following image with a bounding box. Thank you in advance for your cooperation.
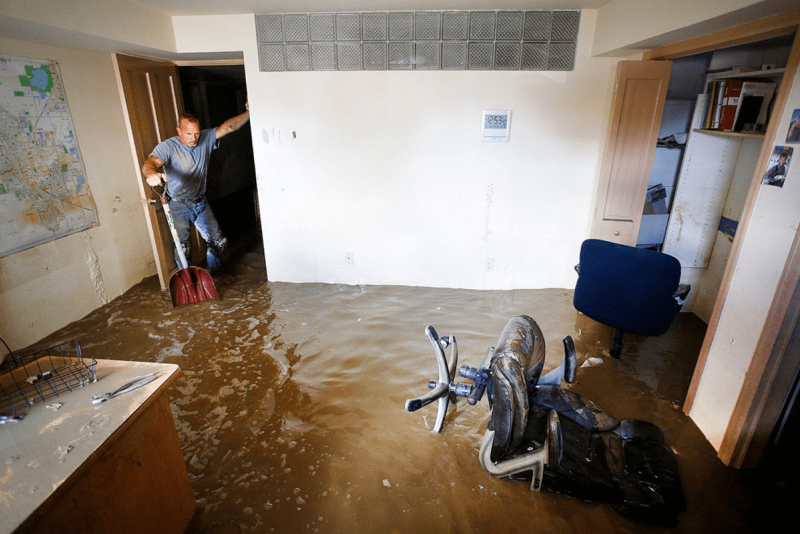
[169,266,220,307]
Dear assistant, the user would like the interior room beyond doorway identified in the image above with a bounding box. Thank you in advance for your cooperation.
[178,64,260,264]
[639,34,794,325]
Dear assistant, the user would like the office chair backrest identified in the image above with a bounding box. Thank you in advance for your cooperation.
[574,239,681,337]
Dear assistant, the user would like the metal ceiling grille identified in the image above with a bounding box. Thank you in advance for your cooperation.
[256,10,579,72]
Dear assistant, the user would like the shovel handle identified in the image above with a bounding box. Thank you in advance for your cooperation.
[151,184,168,204]
[149,185,189,270]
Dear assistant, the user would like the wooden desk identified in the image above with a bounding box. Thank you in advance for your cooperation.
[0,360,194,534]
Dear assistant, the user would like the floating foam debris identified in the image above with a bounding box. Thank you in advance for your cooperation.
[581,357,604,368]
[46,402,63,411]
[383,479,391,487]
[155,336,191,362]
[0,416,22,425]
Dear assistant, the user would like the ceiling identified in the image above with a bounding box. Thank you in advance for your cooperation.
[128,0,612,17]
[2,1,796,61]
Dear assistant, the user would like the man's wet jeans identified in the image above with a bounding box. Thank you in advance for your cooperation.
[169,197,227,273]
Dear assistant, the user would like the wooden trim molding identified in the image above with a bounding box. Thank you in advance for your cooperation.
[173,59,245,66]
[644,9,800,61]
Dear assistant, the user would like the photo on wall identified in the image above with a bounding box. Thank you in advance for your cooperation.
[787,109,800,143]
[763,146,793,188]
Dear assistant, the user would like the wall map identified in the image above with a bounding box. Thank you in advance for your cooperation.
[0,54,97,257]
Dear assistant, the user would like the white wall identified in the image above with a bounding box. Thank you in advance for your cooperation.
[175,11,618,290]
[689,64,800,449]
[0,37,156,350]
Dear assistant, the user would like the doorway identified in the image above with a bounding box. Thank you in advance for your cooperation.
[637,26,800,470]
[114,54,260,285]
[636,34,794,325]
[178,65,260,263]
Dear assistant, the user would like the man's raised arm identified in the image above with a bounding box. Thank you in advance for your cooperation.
[216,101,250,140]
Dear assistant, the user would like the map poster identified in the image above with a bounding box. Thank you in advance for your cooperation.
[0,54,98,257]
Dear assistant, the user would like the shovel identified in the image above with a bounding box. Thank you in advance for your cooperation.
[152,185,219,306]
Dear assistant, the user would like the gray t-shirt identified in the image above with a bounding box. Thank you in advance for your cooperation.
[150,128,219,200]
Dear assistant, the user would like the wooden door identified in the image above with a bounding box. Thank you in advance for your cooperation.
[591,60,672,245]
[113,54,198,289]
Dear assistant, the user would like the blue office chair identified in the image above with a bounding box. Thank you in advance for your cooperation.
[573,239,690,358]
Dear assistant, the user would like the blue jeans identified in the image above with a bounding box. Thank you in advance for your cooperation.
[169,198,227,273]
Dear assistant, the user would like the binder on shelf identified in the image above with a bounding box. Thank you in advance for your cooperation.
[732,81,776,131]
[702,81,716,128]
[719,79,745,131]
[711,80,725,129]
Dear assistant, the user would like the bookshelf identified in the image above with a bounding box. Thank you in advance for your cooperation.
[706,67,785,80]
[652,33,793,321]
[693,128,766,138]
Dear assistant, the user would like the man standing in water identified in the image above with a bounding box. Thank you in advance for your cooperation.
[142,103,250,273]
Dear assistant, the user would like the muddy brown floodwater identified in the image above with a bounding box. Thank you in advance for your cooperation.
[19,248,767,533]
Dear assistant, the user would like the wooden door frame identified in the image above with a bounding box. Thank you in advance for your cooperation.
[645,9,800,467]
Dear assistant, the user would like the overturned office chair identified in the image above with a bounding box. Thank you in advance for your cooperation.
[573,239,690,358]
[404,315,686,525]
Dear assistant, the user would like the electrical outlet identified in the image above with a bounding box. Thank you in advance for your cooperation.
[346,252,354,265]
[485,258,494,272]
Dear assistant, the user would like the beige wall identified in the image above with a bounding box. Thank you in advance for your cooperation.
[0,37,156,351]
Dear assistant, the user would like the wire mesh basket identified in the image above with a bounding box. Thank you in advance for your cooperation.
[0,341,97,418]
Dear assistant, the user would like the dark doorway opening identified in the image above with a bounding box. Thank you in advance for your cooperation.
[178,65,260,264]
